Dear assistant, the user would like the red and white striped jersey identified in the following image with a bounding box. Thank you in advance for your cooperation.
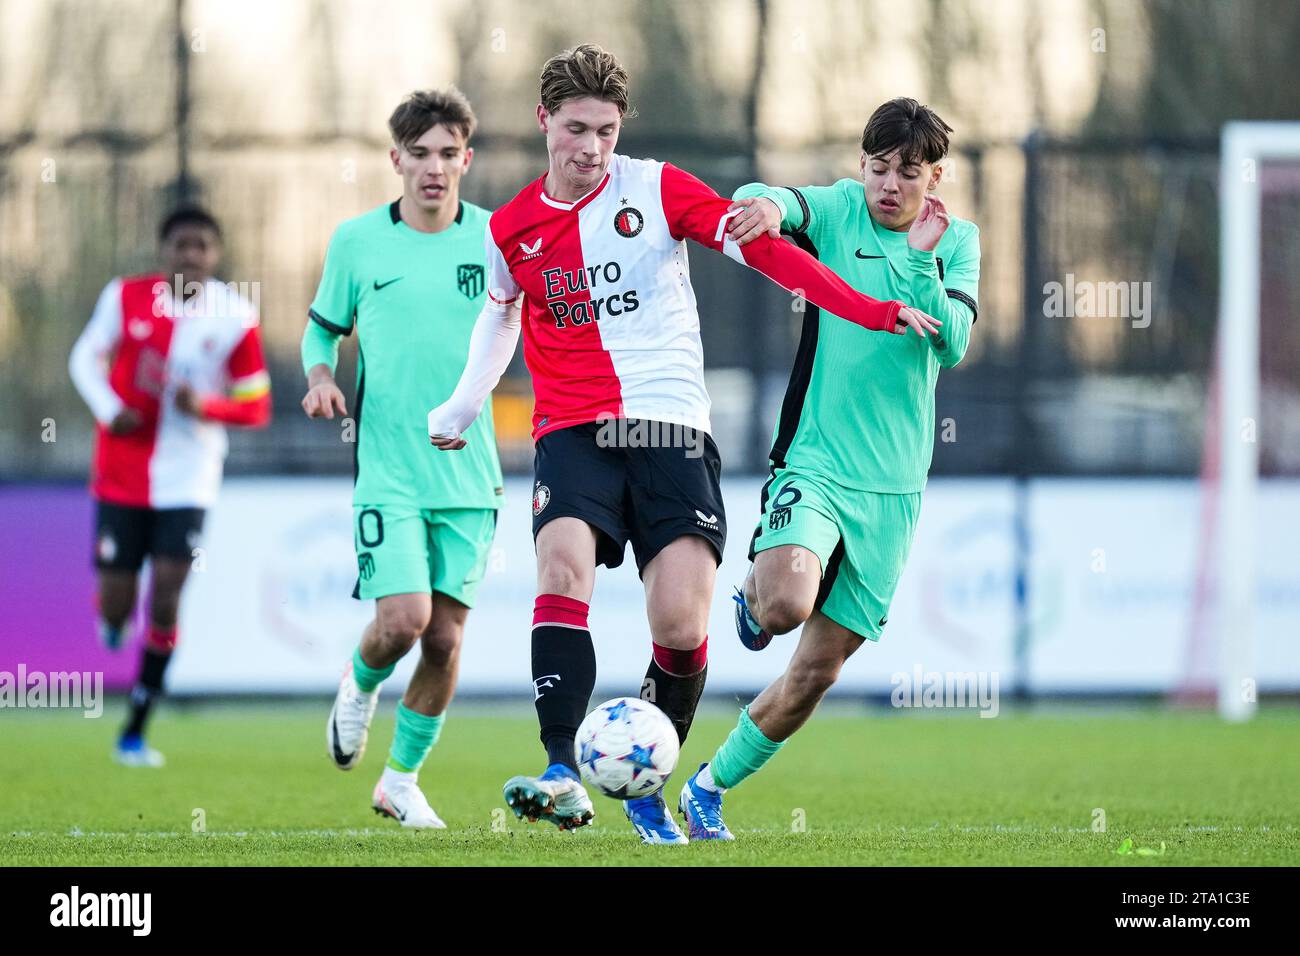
[484,154,902,440]
[69,274,270,509]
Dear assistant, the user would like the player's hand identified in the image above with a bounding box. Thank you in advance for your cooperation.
[302,381,347,419]
[429,432,467,451]
[107,407,142,435]
[174,383,204,417]
[896,306,941,338]
[428,408,467,450]
[907,194,951,252]
[726,197,782,246]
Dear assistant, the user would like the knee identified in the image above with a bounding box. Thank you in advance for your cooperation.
[758,591,815,636]
[420,621,463,668]
[376,606,429,654]
[651,617,706,652]
[537,555,588,600]
[784,657,841,704]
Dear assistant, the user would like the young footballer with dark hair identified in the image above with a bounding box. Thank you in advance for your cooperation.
[677,97,981,839]
[70,204,271,766]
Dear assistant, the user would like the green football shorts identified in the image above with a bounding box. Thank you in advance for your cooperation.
[747,466,921,641]
[352,505,497,606]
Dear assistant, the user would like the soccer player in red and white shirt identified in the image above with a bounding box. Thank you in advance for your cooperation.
[69,205,270,767]
[428,45,937,841]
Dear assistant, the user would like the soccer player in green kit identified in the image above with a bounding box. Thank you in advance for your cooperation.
[301,89,503,828]
[677,98,981,840]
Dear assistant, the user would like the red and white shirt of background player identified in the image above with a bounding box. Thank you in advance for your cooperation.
[69,275,271,509]
[427,154,902,442]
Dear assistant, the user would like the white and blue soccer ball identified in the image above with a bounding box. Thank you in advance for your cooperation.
[575,696,680,800]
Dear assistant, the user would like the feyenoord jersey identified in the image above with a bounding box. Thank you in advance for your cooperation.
[71,275,269,508]
[483,154,903,441]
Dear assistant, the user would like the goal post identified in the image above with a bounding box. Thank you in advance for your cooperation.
[1215,121,1300,721]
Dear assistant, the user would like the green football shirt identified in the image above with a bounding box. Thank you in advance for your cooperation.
[305,199,503,510]
[734,178,981,493]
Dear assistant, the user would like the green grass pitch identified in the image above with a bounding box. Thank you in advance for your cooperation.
[3,701,1297,866]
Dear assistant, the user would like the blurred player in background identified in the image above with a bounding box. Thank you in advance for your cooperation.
[68,205,271,767]
[428,46,939,844]
[302,89,503,829]
[677,98,981,839]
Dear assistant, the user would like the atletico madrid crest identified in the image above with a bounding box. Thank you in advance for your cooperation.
[457,263,485,299]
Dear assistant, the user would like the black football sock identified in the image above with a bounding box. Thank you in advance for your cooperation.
[532,594,596,772]
[123,637,175,739]
[644,637,709,746]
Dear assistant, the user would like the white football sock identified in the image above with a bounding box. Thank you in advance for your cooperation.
[695,763,722,793]
[380,765,418,789]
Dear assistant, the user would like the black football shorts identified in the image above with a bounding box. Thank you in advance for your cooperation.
[93,501,205,572]
[530,420,726,575]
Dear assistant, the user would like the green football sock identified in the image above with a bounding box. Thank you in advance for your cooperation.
[351,645,395,693]
[386,702,444,773]
[709,705,784,790]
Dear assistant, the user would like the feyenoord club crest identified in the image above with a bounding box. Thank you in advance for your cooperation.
[532,483,551,516]
[614,206,643,238]
[457,263,485,300]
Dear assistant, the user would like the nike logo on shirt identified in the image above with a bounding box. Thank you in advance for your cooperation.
[856,250,948,279]
[373,277,403,290]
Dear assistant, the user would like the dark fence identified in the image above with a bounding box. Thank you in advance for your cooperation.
[0,130,1248,481]
[4,132,1254,481]
[6,0,1300,485]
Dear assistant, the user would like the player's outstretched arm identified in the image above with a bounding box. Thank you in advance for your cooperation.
[739,234,939,337]
[661,164,938,337]
[427,296,521,450]
[905,195,980,368]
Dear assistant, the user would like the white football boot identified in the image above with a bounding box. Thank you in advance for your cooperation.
[327,661,379,770]
[372,771,447,830]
